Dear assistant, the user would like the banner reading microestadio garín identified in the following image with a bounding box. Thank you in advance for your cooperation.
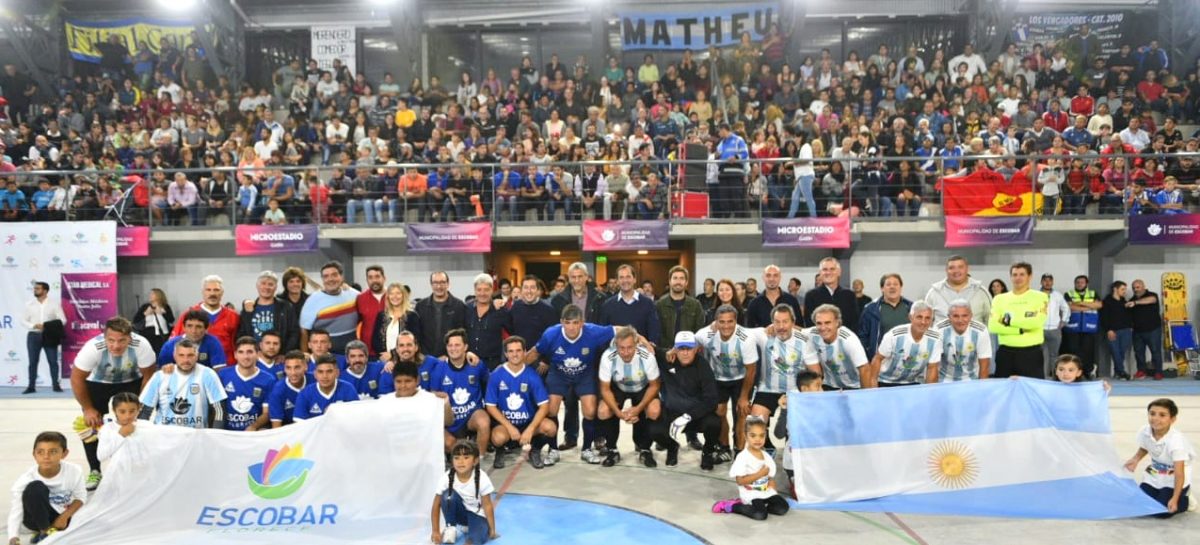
[51,396,444,545]
[235,225,319,256]
[944,216,1034,248]
[61,272,119,378]
[583,220,670,251]
[405,222,492,254]
[619,4,778,50]
[762,217,851,249]
[1128,213,1200,245]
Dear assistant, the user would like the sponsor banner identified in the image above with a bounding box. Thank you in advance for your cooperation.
[54,397,444,544]
[1010,13,1151,71]
[944,216,1034,248]
[311,26,357,78]
[116,226,151,257]
[61,273,119,379]
[1128,214,1200,245]
[235,225,319,256]
[65,18,208,64]
[405,222,492,254]
[762,217,851,249]
[619,4,778,50]
[0,222,115,388]
[582,220,670,251]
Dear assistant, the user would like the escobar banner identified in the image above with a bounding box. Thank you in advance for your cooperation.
[65,18,207,63]
[0,222,115,389]
[583,220,670,251]
[619,4,777,50]
[405,222,492,254]
[311,26,357,79]
[60,273,119,379]
[235,225,319,256]
[944,216,1034,248]
[762,217,851,249]
[116,226,150,257]
[1128,213,1200,245]
[47,396,444,545]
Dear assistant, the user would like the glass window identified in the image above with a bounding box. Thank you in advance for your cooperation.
[427,29,481,90]
[481,31,532,83]
[361,30,416,91]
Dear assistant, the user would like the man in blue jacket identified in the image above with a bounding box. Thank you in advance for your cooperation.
[858,273,912,360]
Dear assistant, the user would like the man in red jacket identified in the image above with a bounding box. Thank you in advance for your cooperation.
[356,265,388,357]
[172,274,240,362]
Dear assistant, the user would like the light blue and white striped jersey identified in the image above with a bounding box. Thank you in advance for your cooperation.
[876,325,942,385]
[139,366,227,429]
[746,327,809,394]
[598,346,660,393]
[695,325,759,382]
[802,326,869,389]
[935,319,993,382]
[72,332,157,384]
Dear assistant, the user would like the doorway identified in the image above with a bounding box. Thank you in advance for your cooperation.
[489,240,697,298]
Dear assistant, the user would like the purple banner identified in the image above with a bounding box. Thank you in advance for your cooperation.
[116,226,150,257]
[944,216,1034,248]
[762,217,851,248]
[61,272,119,378]
[582,220,670,251]
[405,222,493,254]
[1128,214,1200,245]
[235,224,319,256]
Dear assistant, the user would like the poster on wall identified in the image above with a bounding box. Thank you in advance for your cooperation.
[406,223,492,254]
[235,225,319,256]
[1128,214,1200,245]
[1009,12,1154,66]
[116,226,150,257]
[61,273,120,379]
[65,18,211,63]
[582,220,669,251]
[944,216,1034,248]
[762,217,851,249]
[311,25,357,77]
[0,222,116,388]
[618,4,778,51]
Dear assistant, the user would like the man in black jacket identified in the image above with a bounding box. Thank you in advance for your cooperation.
[654,332,720,470]
[415,271,466,358]
[746,264,802,328]
[238,271,300,352]
[803,257,860,331]
[551,262,605,324]
[509,275,559,348]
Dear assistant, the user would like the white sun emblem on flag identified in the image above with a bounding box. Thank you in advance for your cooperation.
[927,441,979,489]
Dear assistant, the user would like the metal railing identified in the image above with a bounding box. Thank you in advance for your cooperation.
[3,152,1197,234]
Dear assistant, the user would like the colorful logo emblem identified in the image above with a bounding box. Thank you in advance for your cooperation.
[247,444,314,500]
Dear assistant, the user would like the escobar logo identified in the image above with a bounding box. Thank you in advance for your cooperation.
[196,443,338,532]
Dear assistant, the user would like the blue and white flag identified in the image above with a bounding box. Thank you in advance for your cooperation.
[787,380,1166,519]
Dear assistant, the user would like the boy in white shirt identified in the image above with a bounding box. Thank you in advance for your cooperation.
[7,432,87,544]
[1125,398,1194,517]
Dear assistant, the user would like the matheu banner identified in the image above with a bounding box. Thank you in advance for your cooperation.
[65,18,208,63]
[405,222,492,254]
[944,216,1034,248]
[762,217,851,249]
[619,4,777,50]
[61,273,119,379]
[1128,213,1200,245]
[235,225,319,256]
[583,220,670,251]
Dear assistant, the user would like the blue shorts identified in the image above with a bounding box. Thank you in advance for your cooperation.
[546,369,596,398]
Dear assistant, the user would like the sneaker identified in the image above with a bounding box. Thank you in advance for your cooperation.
[711,499,741,514]
[31,528,58,544]
[544,449,560,466]
[1134,371,1147,380]
[52,384,63,393]
[86,470,102,491]
[441,525,458,544]
[687,438,704,451]
[1116,372,1131,381]
[715,447,734,464]
[1154,373,1164,381]
[529,448,544,469]
[559,439,578,451]
[492,449,506,470]
[666,446,679,467]
[581,448,603,464]
[22,387,35,395]
[602,449,621,467]
[700,452,715,471]
[639,449,657,468]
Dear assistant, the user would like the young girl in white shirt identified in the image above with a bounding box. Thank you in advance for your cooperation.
[726,416,789,520]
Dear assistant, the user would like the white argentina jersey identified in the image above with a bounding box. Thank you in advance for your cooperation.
[802,326,868,389]
[598,346,659,394]
[935,318,992,382]
[73,332,157,384]
[695,325,758,382]
[876,325,942,385]
[747,327,808,394]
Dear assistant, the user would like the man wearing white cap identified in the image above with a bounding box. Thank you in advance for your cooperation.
[654,331,721,471]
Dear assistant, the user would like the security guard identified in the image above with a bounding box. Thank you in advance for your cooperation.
[1062,275,1102,377]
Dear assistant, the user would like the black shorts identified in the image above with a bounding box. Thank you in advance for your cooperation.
[716,379,743,411]
[450,426,474,440]
[878,382,920,388]
[86,380,142,416]
[751,391,783,414]
[612,388,647,408]
[821,384,859,392]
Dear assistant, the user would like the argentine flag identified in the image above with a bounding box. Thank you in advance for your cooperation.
[787,380,1167,519]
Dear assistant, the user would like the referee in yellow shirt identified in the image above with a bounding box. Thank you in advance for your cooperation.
[988,262,1049,378]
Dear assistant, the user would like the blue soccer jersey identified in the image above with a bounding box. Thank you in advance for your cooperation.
[158,334,228,368]
[218,366,277,431]
[485,363,549,428]
[257,359,286,381]
[139,366,228,429]
[344,361,388,400]
[429,360,488,432]
[266,375,312,425]
[534,323,615,379]
[292,379,359,421]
